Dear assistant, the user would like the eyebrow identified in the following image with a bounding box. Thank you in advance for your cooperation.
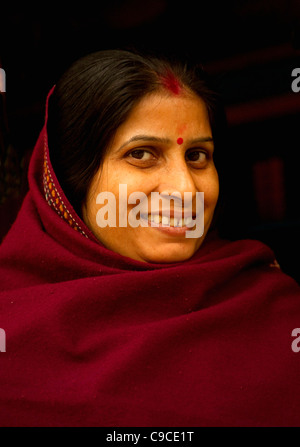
[116,134,214,152]
[189,136,214,145]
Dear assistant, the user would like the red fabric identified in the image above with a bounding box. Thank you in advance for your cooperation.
[0,90,300,427]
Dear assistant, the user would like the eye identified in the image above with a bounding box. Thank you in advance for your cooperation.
[128,150,153,161]
[186,150,207,164]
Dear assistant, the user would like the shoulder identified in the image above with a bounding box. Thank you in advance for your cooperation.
[197,232,300,293]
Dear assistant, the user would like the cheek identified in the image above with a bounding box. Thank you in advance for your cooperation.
[211,173,220,206]
[197,170,219,209]
[84,187,98,222]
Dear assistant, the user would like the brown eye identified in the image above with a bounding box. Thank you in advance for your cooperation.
[186,151,207,162]
[129,150,152,160]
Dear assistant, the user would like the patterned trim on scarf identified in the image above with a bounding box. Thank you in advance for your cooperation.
[42,133,89,238]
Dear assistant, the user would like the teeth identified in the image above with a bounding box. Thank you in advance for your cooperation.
[147,215,194,227]
[162,216,169,225]
[154,214,160,224]
[185,216,193,227]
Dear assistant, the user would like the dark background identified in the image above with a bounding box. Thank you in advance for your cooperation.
[1,0,300,282]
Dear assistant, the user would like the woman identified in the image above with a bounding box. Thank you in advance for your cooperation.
[0,50,299,427]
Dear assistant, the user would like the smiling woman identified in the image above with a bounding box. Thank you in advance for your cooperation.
[0,49,300,427]
[47,50,223,263]
[82,92,218,263]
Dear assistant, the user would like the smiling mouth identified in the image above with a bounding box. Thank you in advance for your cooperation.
[140,213,195,228]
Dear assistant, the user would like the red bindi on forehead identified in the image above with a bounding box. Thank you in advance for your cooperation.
[177,137,183,145]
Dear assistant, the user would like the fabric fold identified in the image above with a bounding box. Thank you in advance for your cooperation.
[0,89,300,427]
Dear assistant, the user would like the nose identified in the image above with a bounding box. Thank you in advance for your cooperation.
[157,154,198,199]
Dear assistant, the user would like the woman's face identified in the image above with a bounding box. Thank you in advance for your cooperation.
[82,91,219,263]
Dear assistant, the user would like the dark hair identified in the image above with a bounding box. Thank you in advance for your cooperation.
[47,49,227,216]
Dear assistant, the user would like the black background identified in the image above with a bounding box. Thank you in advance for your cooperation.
[1,0,300,281]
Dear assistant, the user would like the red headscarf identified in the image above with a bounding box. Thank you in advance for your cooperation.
[0,88,300,427]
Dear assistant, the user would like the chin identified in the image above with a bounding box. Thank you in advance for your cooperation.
[139,243,201,264]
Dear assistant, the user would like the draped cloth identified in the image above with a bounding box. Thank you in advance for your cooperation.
[0,88,300,427]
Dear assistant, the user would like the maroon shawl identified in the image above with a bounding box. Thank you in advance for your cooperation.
[0,89,300,427]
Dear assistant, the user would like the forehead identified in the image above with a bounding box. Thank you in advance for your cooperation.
[116,92,212,137]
